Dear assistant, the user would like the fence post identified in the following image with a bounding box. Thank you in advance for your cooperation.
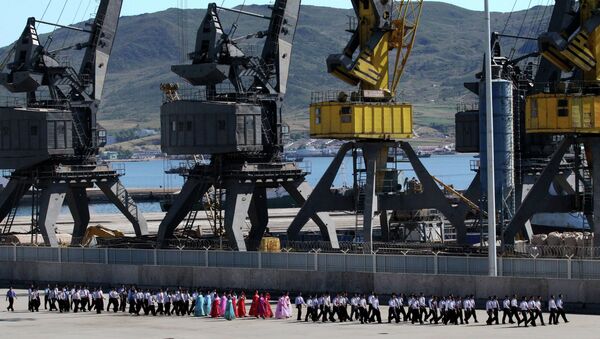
[372,250,379,274]
[341,250,349,272]
[202,247,210,268]
[433,252,439,275]
[566,255,573,279]
[153,248,158,266]
[498,255,503,277]
[57,246,61,263]
[104,248,109,265]
[257,251,262,269]
[13,243,17,262]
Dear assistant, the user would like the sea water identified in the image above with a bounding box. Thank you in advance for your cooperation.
[14,154,477,215]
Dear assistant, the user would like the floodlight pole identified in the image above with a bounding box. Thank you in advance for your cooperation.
[484,0,497,277]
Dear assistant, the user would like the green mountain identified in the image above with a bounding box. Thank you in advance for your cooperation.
[0,2,551,139]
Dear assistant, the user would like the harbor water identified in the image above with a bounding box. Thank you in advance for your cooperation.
[14,154,477,215]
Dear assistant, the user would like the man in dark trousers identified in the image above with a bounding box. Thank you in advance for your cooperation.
[6,287,16,311]
[502,295,513,324]
[370,294,382,323]
[295,293,305,321]
[556,294,569,323]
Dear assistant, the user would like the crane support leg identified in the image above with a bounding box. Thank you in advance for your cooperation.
[0,179,30,222]
[38,183,68,247]
[156,178,209,247]
[589,139,600,246]
[503,137,573,244]
[97,179,148,237]
[223,182,255,251]
[401,141,468,244]
[454,173,481,244]
[247,187,269,251]
[282,181,340,248]
[361,143,382,249]
[380,210,390,242]
[66,186,90,246]
[286,142,354,242]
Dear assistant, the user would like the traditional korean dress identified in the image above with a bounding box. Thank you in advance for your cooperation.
[275,296,286,319]
[232,295,238,317]
[283,296,292,318]
[220,295,227,316]
[249,292,259,317]
[210,297,220,318]
[194,294,205,317]
[258,296,267,319]
[237,294,247,317]
[204,294,212,316]
[224,298,236,321]
[265,293,273,318]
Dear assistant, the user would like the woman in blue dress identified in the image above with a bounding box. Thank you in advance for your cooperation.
[224,295,236,321]
[204,291,212,316]
[194,293,205,317]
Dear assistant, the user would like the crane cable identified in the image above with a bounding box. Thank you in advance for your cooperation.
[44,0,70,50]
[59,0,85,50]
[501,0,518,35]
[509,0,533,59]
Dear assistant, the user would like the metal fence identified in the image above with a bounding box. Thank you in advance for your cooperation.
[1,245,599,280]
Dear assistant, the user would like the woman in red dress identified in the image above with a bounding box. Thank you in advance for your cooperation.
[265,292,273,318]
[210,293,221,318]
[249,290,259,317]
[237,292,247,317]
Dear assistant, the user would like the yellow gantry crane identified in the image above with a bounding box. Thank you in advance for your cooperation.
[288,1,472,247]
[310,0,422,140]
[506,0,600,244]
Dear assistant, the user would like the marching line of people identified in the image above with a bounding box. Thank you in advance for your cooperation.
[5,285,571,328]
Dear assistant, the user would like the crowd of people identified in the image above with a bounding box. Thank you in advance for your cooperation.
[4,284,571,327]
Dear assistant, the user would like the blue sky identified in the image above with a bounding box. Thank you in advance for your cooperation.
[0,1,542,47]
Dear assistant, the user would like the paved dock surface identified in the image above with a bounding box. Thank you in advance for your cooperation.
[0,292,596,339]
[9,208,367,242]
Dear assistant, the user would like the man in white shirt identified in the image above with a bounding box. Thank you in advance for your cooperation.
[418,293,427,322]
[295,292,305,321]
[370,294,382,324]
[350,294,360,321]
[518,297,529,327]
[398,293,408,322]
[510,294,520,324]
[156,289,165,315]
[71,288,81,313]
[556,294,569,324]
[491,296,500,325]
[429,297,439,324]
[502,295,514,324]
[485,296,494,325]
[534,296,545,326]
[388,293,399,323]
[108,287,119,313]
[548,295,558,325]
[527,297,537,326]
[359,294,368,324]
[305,295,315,322]
[410,295,423,324]
[91,287,103,314]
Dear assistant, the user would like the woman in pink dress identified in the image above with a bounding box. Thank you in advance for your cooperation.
[282,292,292,318]
[275,295,286,319]
[220,294,227,316]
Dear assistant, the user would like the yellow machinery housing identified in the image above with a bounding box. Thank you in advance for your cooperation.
[310,101,413,139]
[526,93,600,133]
[526,0,600,135]
[310,0,422,140]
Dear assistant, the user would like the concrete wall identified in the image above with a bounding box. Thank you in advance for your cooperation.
[1,261,599,313]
